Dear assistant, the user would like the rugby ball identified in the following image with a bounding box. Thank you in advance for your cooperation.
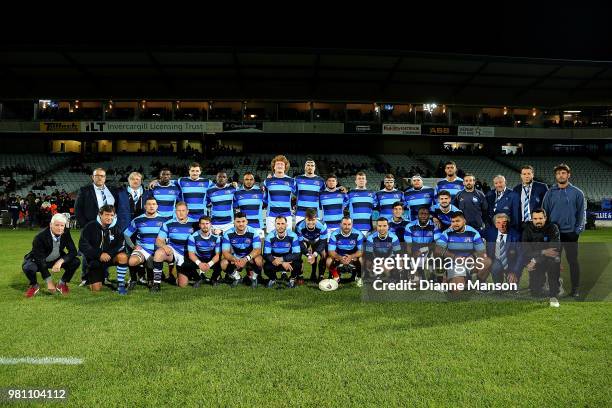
[318,279,339,292]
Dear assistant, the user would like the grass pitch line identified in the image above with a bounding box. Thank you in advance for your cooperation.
[0,357,83,365]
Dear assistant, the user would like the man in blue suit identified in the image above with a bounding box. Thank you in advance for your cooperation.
[486,175,520,230]
[512,165,548,230]
[483,213,522,285]
[116,171,152,232]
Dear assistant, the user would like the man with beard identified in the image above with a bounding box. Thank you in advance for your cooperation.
[522,208,562,307]
[453,173,489,232]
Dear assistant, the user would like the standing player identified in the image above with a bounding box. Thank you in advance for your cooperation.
[263,155,296,232]
[233,172,266,231]
[326,217,365,286]
[453,173,488,232]
[263,216,302,288]
[404,175,435,221]
[320,174,347,235]
[295,158,325,226]
[151,168,181,219]
[295,208,328,282]
[435,161,464,200]
[184,215,221,288]
[430,190,460,231]
[123,197,166,292]
[152,202,194,292]
[221,212,264,288]
[347,171,376,236]
[207,171,237,234]
[178,162,213,224]
[376,174,404,222]
[389,202,409,242]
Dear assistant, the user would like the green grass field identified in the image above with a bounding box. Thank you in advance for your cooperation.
[0,229,611,407]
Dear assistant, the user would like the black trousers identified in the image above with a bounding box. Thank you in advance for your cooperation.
[22,257,80,286]
[263,259,302,280]
[182,258,222,281]
[529,258,560,297]
[559,232,580,290]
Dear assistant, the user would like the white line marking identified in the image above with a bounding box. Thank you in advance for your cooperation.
[0,357,83,365]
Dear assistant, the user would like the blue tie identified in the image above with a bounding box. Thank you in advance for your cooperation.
[523,185,531,222]
[496,234,508,270]
[99,188,107,206]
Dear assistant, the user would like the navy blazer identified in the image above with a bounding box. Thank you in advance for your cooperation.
[74,184,118,228]
[486,188,520,229]
[116,187,152,232]
[482,226,523,275]
[512,181,548,220]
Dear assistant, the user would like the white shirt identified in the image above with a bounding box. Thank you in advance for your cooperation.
[93,184,115,208]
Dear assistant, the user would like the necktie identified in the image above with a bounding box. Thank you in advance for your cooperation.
[494,191,502,212]
[523,185,531,222]
[100,188,107,206]
[496,234,508,270]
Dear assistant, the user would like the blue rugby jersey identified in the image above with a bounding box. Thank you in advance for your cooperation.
[365,231,401,257]
[263,230,301,261]
[430,203,460,231]
[187,231,220,261]
[123,213,166,255]
[404,219,441,252]
[389,218,409,242]
[178,177,213,222]
[404,186,435,221]
[206,184,237,225]
[328,228,365,256]
[436,225,485,257]
[152,183,181,218]
[295,219,328,254]
[347,188,376,233]
[233,185,265,229]
[375,189,404,222]
[222,226,262,258]
[295,174,325,217]
[158,218,195,256]
[320,188,347,230]
[435,177,464,199]
[263,176,296,217]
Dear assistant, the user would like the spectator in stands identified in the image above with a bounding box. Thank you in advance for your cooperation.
[542,163,586,298]
[512,165,548,230]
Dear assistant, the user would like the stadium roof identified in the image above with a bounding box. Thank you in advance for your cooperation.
[1,44,612,107]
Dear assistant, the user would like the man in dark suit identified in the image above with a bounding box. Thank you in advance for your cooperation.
[512,165,548,230]
[482,213,523,285]
[116,171,151,232]
[75,167,117,228]
[22,213,80,297]
[486,175,520,230]
[74,167,118,285]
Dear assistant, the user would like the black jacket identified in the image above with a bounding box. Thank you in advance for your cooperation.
[75,184,118,228]
[521,222,560,264]
[24,227,78,271]
[78,218,124,261]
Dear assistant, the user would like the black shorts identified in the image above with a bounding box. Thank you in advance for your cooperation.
[86,260,111,284]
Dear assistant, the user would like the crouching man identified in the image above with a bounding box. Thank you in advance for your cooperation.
[79,205,128,292]
[22,213,80,297]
